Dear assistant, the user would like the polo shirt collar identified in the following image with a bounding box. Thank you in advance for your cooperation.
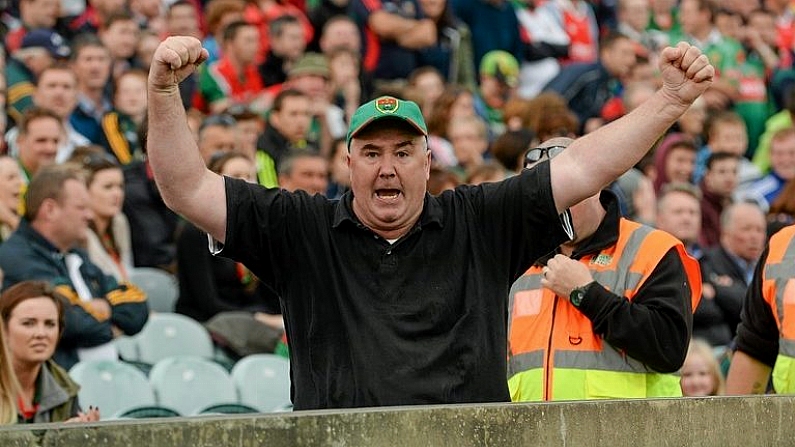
[332,191,444,231]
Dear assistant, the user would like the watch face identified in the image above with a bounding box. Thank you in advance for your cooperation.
[570,289,584,307]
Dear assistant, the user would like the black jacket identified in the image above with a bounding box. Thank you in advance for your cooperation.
[543,191,694,373]
[0,220,148,369]
[695,245,750,346]
[122,160,179,270]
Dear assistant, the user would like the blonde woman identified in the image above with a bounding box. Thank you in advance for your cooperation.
[0,316,19,424]
[681,338,725,396]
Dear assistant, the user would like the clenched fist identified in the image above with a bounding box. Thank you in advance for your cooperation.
[658,42,715,107]
[148,36,209,92]
[540,254,595,301]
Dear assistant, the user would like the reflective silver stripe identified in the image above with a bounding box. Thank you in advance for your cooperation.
[554,347,656,374]
[588,223,652,295]
[780,339,795,357]
[508,273,543,335]
[765,238,795,329]
[508,350,545,376]
[592,270,644,296]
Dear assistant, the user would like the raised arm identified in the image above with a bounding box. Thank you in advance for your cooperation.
[549,42,715,214]
[147,36,228,243]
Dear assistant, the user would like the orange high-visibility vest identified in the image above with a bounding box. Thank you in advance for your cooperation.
[508,218,701,401]
[759,225,795,393]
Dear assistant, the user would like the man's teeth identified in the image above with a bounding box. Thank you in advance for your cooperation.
[378,191,399,198]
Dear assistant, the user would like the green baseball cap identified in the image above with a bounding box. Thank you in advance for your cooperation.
[479,50,519,88]
[346,96,428,147]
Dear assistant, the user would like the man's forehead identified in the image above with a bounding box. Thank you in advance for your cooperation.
[353,119,424,141]
[537,137,574,149]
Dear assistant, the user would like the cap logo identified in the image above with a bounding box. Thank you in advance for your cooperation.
[375,97,399,114]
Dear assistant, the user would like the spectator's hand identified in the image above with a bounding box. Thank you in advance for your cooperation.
[65,406,101,423]
[658,42,714,107]
[255,312,285,329]
[88,299,111,320]
[633,175,656,224]
[540,254,594,300]
[583,117,604,134]
[149,36,208,92]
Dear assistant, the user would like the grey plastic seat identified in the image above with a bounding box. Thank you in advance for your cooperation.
[128,267,178,313]
[149,356,238,416]
[69,360,156,418]
[114,405,181,419]
[136,313,214,365]
[231,354,291,412]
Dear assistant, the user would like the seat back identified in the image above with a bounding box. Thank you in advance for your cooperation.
[69,360,156,417]
[231,354,291,412]
[149,356,238,416]
[114,335,139,361]
[137,313,214,365]
[128,267,178,313]
[113,405,181,419]
[194,403,259,415]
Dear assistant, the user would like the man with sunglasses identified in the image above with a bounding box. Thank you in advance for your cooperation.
[508,137,702,401]
[146,36,713,409]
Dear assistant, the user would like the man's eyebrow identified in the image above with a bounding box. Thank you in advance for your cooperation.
[396,140,415,149]
[360,139,416,150]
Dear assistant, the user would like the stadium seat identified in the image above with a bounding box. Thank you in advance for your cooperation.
[231,354,292,412]
[69,360,157,418]
[114,335,139,361]
[149,356,239,416]
[128,267,178,313]
[114,406,181,419]
[136,313,214,365]
[193,403,259,415]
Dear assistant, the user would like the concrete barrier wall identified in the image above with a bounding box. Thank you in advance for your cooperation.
[1,396,793,447]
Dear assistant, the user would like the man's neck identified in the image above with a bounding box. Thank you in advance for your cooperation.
[80,87,105,107]
[226,54,248,73]
[30,220,71,253]
[691,26,713,45]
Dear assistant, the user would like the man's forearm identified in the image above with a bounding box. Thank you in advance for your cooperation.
[726,350,772,394]
[558,90,690,208]
[148,88,203,205]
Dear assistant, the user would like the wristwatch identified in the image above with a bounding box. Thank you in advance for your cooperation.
[569,282,595,307]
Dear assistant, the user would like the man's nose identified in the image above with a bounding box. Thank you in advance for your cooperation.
[378,157,397,177]
[378,165,396,178]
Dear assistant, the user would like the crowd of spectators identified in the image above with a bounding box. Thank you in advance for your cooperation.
[2,0,795,419]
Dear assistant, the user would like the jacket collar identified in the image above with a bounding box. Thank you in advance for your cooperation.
[17,219,63,255]
[570,190,621,258]
[36,360,76,413]
[536,190,621,265]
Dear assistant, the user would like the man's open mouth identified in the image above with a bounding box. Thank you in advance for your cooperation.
[376,189,401,200]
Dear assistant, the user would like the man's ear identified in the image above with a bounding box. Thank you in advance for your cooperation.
[38,198,57,221]
[424,149,432,181]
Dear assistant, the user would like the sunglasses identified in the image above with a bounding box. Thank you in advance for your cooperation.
[81,151,120,169]
[524,145,567,167]
[199,113,236,132]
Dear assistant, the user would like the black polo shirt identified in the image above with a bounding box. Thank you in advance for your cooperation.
[218,161,569,409]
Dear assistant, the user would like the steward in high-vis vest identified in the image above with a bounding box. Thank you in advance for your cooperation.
[727,225,795,395]
[508,142,702,401]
